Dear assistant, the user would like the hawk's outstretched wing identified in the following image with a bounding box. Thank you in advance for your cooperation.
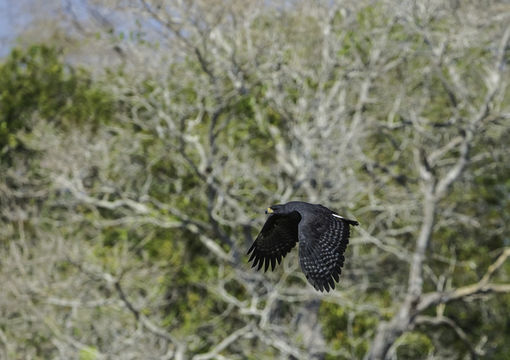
[247,212,301,272]
[298,215,352,292]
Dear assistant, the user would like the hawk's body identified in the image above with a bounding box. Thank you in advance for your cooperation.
[247,201,358,292]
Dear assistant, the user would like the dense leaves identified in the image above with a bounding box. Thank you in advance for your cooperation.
[0,45,114,161]
[1,1,509,359]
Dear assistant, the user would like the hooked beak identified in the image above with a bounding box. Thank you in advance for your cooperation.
[265,207,274,214]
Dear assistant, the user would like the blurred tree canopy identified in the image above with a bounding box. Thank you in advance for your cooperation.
[0,45,114,160]
[1,1,509,359]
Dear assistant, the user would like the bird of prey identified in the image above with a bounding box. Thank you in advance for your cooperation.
[247,201,358,292]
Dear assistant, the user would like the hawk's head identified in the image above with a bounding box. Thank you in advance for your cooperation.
[265,204,286,214]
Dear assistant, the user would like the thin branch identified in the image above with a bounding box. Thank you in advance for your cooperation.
[252,326,306,360]
[480,247,510,284]
[192,324,253,360]
[114,277,186,352]
[435,129,471,198]
[418,248,510,311]
[55,176,150,214]
[415,315,482,359]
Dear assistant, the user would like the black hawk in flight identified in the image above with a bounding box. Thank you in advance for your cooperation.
[247,201,358,292]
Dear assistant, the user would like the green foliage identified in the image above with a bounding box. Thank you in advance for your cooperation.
[0,45,114,159]
[159,235,227,337]
[79,346,99,360]
[321,302,378,359]
[396,332,433,359]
